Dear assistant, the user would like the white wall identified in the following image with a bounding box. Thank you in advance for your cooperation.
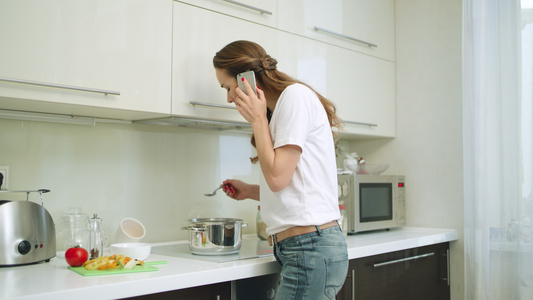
[0,119,261,246]
[348,0,464,299]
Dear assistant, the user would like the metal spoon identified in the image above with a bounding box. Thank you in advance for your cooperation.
[204,186,223,196]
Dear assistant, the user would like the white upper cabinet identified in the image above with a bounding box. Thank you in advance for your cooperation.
[0,0,395,138]
[172,1,395,137]
[175,0,277,27]
[329,49,396,138]
[277,0,395,62]
[172,1,276,123]
[274,33,395,138]
[0,0,172,120]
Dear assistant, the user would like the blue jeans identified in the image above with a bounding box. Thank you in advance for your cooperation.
[273,225,349,300]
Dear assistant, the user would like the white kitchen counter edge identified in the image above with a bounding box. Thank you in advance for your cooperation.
[1,227,458,300]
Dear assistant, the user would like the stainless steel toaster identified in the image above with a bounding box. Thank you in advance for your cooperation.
[0,190,56,266]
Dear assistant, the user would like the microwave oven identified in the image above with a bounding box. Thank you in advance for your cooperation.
[337,172,406,234]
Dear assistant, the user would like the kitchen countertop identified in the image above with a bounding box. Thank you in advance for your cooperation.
[0,227,457,300]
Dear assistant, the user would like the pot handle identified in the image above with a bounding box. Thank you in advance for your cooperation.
[181,226,206,232]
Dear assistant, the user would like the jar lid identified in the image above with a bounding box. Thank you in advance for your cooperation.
[60,207,89,224]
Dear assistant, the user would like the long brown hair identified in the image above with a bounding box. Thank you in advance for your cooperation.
[213,40,342,163]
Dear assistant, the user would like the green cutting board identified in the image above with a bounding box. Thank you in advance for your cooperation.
[68,261,167,276]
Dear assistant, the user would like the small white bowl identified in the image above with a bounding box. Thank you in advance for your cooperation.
[110,243,151,260]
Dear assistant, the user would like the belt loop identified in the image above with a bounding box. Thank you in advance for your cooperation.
[315,225,323,236]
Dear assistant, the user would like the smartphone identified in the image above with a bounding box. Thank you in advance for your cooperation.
[237,71,258,96]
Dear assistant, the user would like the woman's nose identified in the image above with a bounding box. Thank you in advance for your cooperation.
[227,94,234,103]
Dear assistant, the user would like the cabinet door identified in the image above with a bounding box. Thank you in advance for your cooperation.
[275,33,395,138]
[277,0,395,61]
[234,273,280,299]
[172,2,276,122]
[338,243,450,300]
[327,47,396,138]
[176,0,276,27]
[0,0,172,120]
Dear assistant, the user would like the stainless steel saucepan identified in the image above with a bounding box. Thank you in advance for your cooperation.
[182,218,247,255]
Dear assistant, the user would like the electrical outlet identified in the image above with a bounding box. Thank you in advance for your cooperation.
[0,166,9,190]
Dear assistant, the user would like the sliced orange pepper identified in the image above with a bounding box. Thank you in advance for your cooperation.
[114,255,123,266]
[82,254,138,270]
[97,261,120,270]
[84,256,109,270]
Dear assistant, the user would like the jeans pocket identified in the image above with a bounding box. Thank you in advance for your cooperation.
[324,254,349,300]
[277,239,302,258]
[274,240,300,267]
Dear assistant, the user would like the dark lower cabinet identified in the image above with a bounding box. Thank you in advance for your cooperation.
[337,242,450,300]
[123,273,280,300]
[234,273,280,299]
[124,281,231,300]
[125,243,450,300]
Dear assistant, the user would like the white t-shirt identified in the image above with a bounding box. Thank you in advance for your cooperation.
[260,83,340,235]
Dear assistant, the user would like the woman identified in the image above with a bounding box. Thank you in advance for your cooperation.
[213,40,348,300]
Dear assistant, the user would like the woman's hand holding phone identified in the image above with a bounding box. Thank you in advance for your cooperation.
[237,71,258,96]
[234,72,267,125]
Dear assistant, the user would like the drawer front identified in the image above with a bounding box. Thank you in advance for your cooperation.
[338,243,450,300]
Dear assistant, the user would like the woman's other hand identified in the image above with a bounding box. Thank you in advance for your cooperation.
[222,179,260,201]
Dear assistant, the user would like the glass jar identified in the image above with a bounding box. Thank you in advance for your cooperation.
[256,206,268,240]
[56,207,89,257]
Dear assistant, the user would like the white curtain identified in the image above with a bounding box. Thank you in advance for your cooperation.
[463,0,533,299]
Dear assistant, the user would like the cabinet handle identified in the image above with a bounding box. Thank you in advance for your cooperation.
[443,249,450,286]
[0,76,120,95]
[373,252,434,268]
[222,0,273,15]
[313,26,377,48]
[189,101,237,110]
[343,120,378,127]
[351,269,355,300]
